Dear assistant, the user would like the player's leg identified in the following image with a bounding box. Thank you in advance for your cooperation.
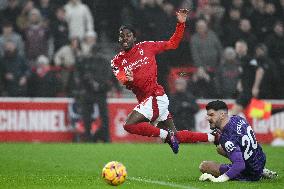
[156,94,215,144]
[123,96,170,140]
[153,94,181,153]
[157,118,179,154]
[175,130,215,143]
[156,115,177,132]
[157,117,216,143]
[199,161,224,177]
[123,110,165,137]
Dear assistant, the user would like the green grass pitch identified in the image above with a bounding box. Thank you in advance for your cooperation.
[0,143,283,189]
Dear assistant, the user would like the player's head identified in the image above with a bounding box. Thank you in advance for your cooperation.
[118,25,136,51]
[206,100,228,130]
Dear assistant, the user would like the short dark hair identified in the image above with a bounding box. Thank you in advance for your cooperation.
[255,43,268,55]
[236,39,247,46]
[119,25,136,37]
[206,100,228,112]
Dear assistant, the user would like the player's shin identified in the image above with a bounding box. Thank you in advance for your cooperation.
[123,123,161,137]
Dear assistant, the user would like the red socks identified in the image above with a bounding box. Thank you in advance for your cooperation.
[124,123,209,143]
[124,123,160,137]
[176,130,208,143]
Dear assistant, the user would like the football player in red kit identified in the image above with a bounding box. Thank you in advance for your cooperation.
[111,9,215,154]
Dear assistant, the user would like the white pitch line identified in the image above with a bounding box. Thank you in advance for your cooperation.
[128,177,199,189]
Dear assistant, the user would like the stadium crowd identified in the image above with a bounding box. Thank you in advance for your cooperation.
[0,0,283,100]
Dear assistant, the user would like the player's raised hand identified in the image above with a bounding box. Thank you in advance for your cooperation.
[176,8,189,23]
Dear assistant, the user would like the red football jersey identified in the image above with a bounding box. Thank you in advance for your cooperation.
[111,23,185,103]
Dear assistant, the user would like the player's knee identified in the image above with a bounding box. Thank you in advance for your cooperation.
[123,124,130,132]
[199,161,210,173]
[123,123,136,133]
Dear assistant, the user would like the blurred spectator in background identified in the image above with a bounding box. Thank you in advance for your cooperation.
[50,6,69,52]
[54,37,82,94]
[0,41,29,96]
[190,19,222,85]
[237,18,258,55]
[196,0,225,37]
[24,8,49,65]
[135,0,164,41]
[221,8,241,47]
[68,100,100,142]
[231,40,261,115]
[0,21,25,57]
[231,0,253,18]
[265,21,284,99]
[54,37,82,68]
[81,30,97,57]
[261,2,278,40]
[0,0,21,31]
[187,67,216,99]
[93,0,124,42]
[214,47,240,99]
[170,77,199,131]
[249,0,267,41]
[252,44,280,99]
[16,0,34,32]
[68,45,113,142]
[156,0,177,40]
[64,0,94,40]
[36,0,53,25]
[28,55,62,97]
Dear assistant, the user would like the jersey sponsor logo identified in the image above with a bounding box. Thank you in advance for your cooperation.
[224,141,236,153]
[139,49,144,55]
[123,56,149,71]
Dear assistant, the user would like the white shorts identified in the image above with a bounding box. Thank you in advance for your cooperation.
[134,94,170,126]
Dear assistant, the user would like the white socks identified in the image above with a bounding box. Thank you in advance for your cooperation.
[159,129,168,140]
[207,133,215,143]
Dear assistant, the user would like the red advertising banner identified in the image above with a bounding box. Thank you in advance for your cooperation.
[0,98,73,142]
[0,98,283,143]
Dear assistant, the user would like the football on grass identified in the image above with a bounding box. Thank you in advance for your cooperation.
[102,161,127,186]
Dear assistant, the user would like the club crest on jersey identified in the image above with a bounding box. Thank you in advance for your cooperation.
[225,141,236,152]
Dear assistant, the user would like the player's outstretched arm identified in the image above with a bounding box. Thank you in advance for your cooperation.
[165,9,189,50]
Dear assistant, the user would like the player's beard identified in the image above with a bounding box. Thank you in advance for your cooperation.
[215,118,222,130]
[210,118,221,130]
